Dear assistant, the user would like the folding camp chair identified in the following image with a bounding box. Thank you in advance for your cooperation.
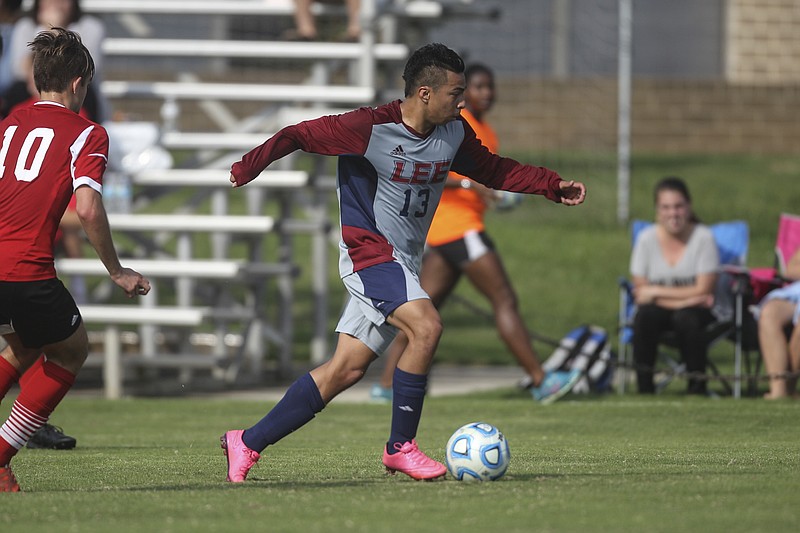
[734,213,800,394]
[617,220,751,396]
[776,213,800,276]
[749,213,800,295]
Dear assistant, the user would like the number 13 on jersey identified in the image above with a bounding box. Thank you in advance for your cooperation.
[399,187,432,218]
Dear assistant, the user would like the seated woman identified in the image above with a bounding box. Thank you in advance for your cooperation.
[757,249,800,399]
[630,177,720,395]
[3,0,105,120]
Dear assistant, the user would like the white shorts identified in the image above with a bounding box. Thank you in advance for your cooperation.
[336,261,429,355]
[759,281,800,325]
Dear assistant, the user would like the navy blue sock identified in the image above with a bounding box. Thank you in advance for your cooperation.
[241,373,325,453]
[387,368,428,454]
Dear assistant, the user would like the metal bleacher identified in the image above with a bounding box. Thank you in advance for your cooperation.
[69,0,440,397]
[72,0,495,397]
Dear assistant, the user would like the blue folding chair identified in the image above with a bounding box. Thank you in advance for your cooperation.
[617,220,751,396]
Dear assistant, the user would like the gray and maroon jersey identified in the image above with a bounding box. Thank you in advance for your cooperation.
[231,100,564,278]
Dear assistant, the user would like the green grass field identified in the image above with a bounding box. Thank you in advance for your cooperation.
[8,153,799,530]
[2,392,799,532]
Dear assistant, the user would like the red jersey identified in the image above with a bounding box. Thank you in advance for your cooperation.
[0,101,108,281]
[10,96,92,120]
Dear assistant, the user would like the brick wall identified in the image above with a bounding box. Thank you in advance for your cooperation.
[493,77,800,155]
[727,0,800,84]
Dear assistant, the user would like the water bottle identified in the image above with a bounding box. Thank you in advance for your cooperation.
[103,171,132,214]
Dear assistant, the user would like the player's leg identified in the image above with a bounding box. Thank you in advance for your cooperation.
[388,298,442,375]
[0,334,41,404]
[462,247,546,386]
[384,300,440,451]
[383,298,446,479]
[421,247,463,308]
[759,298,795,398]
[374,249,460,394]
[0,349,20,407]
[0,280,85,475]
[460,242,581,404]
[311,333,378,401]
[332,263,445,479]
[0,326,85,465]
[347,261,445,479]
[373,331,405,401]
[221,332,377,482]
[17,355,79,450]
[222,263,404,483]
[1,340,79,452]
[0,335,38,492]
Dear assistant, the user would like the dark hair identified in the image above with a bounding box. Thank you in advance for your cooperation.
[33,0,82,25]
[464,63,493,83]
[402,43,465,97]
[30,27,94,93]
[2,0,24,13]
[653,176,691,204]
[654,176,699,222]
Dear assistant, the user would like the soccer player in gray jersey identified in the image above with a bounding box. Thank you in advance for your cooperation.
[221,43,586,482]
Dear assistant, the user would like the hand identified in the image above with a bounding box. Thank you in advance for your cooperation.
[111,268,151,299]
[558,180,586,206]
[632,285,658,305]
[230,170,256,188]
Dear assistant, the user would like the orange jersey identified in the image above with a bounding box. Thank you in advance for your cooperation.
[426,109,499,246]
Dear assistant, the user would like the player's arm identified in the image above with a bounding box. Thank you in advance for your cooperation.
[74,186,150,298]
[451,122,586,205]
[230,108,372,187]
[72,126,150,297]
[229,128,305,187]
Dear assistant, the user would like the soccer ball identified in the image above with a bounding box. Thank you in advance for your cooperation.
[445,422,511,481]
[494,190,523,211]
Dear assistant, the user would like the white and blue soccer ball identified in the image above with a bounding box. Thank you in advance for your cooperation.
[494,191,523,211]
[445,422,511,481]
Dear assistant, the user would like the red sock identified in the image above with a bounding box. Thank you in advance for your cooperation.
[0,357,21,403]
[0,360,75,466]
[18,355,45,389]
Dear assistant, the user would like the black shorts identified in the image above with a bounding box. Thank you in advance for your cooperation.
[0,279,82,349]
[429,230,495,269]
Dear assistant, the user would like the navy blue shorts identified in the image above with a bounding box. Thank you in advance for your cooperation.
[336,261,429,354]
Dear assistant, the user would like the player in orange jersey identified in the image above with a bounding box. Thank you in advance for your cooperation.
[371,64,580,404]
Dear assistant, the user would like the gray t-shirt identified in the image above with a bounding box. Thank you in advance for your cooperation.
[630,224,719,287]
[8,16,105,81]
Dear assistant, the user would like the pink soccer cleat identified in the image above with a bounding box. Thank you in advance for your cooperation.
[382,439,447,481]
[220,430,260,483]
[0,466,20,492]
